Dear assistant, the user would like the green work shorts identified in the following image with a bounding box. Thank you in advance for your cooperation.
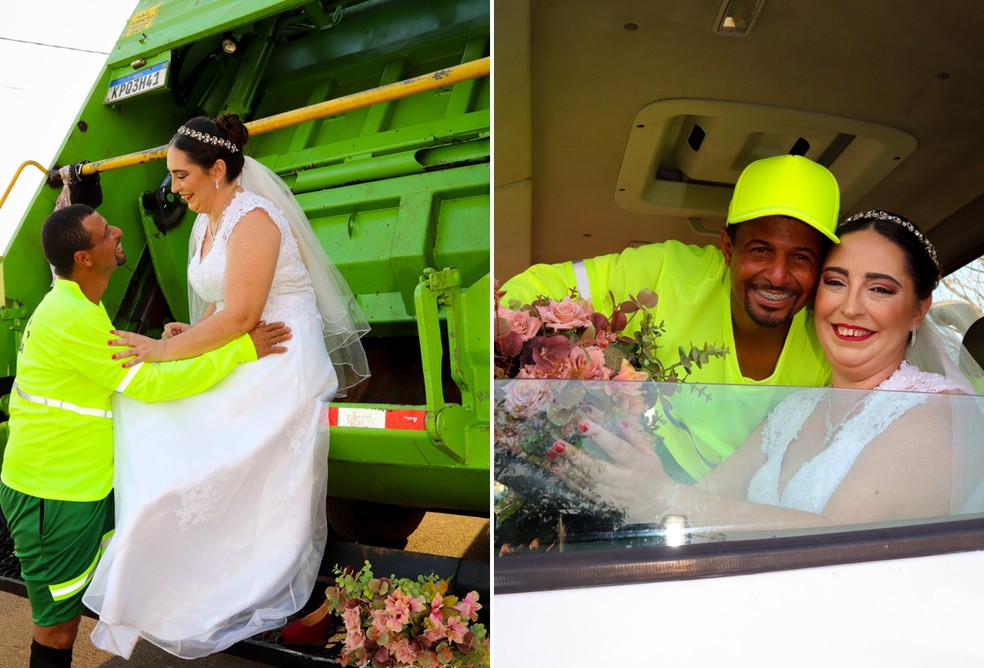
[0,482,114,627]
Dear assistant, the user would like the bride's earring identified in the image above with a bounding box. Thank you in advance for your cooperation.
[910,324,918,346]
[215,179,220,191]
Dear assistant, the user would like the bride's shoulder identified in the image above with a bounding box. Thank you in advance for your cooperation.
[879,361,966,394]
[230,190,289,228]
[235,189,275,213]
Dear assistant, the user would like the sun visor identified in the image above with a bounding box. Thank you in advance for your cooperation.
[614,99,917,233]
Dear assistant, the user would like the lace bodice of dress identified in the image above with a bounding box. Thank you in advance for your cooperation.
[187,190,319,324]
[747,362,963,514]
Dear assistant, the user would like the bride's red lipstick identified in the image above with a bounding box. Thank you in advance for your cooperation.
[831,323,875,341]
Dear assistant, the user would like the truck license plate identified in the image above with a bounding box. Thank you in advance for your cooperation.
[105,61,168,104]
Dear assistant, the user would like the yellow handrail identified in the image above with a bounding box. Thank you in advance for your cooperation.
[0,160,49,211]
[79,56,491,176]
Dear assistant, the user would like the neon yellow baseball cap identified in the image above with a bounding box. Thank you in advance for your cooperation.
[727,155,840,243]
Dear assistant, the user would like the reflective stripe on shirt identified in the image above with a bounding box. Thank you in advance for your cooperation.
[115,363,143,393]
[572,260,591,301]
[13,382,112,419]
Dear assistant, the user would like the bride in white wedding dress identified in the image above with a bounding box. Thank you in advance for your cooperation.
[552,210,984,530]
[81,114,369,659]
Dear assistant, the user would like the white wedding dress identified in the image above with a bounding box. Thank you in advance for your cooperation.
[747,362,965,514]
[83,191,337,658]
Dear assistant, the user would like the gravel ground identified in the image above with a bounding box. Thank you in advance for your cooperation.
[0,512,490,667]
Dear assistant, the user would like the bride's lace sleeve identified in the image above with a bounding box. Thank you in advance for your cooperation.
[759,391,820,457]
[879,361,968,393]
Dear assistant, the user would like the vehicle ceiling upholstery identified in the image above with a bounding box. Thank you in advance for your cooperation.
[494,0,984,280]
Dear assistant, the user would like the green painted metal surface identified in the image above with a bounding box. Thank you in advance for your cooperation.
[0,0,490,514]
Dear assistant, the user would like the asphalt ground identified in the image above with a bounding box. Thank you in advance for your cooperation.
[0,512,490,667]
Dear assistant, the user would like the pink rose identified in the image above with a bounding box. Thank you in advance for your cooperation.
[502,379,551,418]
[341,606,362,634]
[369,608,390,636]
[605,383,647,418]
[391,638,417,664]
[497,306,542,340]
[536,297,592,330]
[341,608,366,653]
[559,346,610,380]
[343,627,366,654]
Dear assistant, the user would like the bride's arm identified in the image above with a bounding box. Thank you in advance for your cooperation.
[560,397,958,533]
[112,209,281,364]
[194,302,218,324]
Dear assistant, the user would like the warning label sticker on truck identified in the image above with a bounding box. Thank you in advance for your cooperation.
[325,407,428,430]
[125,4,162,37]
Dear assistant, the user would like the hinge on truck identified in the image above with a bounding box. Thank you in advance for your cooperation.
[415,267,467,463]
[0,307,29,321]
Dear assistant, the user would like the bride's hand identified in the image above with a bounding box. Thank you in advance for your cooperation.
[109,330,166,367]
[162,322,190,340]
[549,418,671,523]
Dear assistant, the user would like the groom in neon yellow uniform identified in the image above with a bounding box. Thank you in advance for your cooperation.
[0,204,290,668]
[501,155,839,481]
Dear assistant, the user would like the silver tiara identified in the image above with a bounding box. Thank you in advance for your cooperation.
[842,209,940,271]
[175,125,239,153]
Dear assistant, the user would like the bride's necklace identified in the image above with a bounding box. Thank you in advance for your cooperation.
[208,187,239,240]
[820,392,866,450]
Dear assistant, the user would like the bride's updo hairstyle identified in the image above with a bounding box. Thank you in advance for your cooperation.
[170,114,249,182]
[836,210,941,301]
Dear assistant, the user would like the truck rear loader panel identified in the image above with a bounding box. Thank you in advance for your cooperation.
[0,0,491,543]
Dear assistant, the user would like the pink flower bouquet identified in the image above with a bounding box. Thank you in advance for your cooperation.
[493,282,727,458]
[324,561,489,668]
[494,284,725,382]
[493,283,728,552]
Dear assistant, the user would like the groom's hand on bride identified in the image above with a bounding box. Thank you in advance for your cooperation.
[249,321,292,358]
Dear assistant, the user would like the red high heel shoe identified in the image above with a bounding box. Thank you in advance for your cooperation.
[281,601,334,645]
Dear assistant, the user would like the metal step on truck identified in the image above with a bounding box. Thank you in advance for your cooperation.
[0,0,490,663]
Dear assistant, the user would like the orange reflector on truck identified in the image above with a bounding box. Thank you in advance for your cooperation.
[323,406,428,430]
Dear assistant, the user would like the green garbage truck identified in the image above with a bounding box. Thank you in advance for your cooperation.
[0,0,490,550]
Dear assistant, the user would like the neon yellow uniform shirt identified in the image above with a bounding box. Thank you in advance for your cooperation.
[501,241,832,480]
[2,279,257,501]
